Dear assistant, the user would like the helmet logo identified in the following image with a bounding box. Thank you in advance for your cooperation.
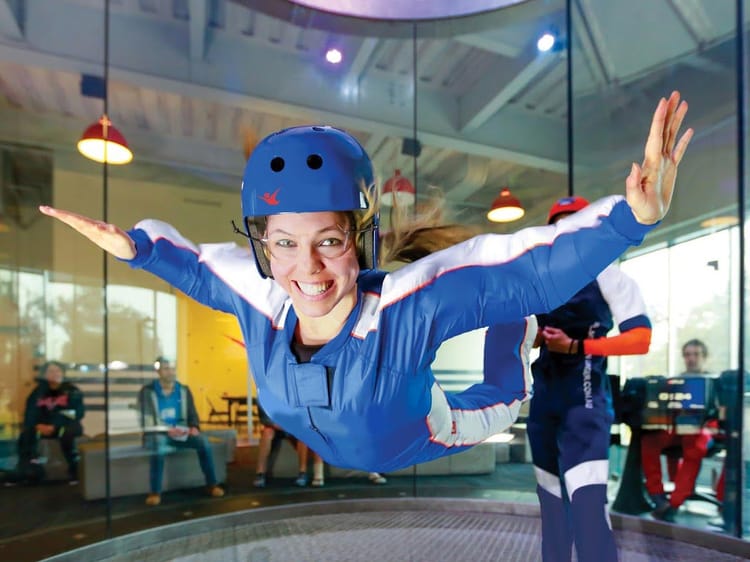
[259,188,281,206]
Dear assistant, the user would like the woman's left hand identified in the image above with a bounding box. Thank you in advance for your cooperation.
[626,91,694,225]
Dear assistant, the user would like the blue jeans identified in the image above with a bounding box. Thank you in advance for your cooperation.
[144,433,218,494]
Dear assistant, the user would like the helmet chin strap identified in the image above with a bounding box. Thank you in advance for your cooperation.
[233,217,275,279]
[231,219,250,239]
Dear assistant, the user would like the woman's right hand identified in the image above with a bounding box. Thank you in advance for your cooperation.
[39,206,137,260]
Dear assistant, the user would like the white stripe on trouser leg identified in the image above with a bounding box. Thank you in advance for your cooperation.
[534,466,562,498]
[603,503,612,531]
[564,459,609,498]
[520,315,536,398]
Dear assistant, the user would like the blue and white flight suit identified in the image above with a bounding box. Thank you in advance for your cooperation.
[125,195,652,473]
[529,265,651,562]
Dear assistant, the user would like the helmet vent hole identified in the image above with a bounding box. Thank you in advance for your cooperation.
[312,126,325,132]
[270,157,285,172]
[307,154,323,170]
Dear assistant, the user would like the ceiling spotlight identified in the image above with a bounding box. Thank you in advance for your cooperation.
[325,48,343,64]
[537,32,556,52]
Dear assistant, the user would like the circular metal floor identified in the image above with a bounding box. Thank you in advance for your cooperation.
[45,499,749,562]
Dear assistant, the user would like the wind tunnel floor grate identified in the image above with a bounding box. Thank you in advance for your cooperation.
[107,510,744,562]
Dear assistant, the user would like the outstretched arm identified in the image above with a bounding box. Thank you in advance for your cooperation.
[38,208,243,314]
[380,92,693,355]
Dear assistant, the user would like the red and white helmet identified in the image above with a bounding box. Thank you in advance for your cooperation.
[547,195,590,224]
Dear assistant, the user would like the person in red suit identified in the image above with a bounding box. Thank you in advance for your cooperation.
[641,339,717,522]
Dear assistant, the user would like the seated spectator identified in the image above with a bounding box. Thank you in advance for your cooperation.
[5,361,84,485]
[138,356,225,506]
[641,339,718,522]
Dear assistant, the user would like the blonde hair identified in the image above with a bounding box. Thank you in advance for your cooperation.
[378,186,479,265]
[352,178,378,232]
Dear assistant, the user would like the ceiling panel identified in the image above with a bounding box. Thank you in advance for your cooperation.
[0,0,743,242]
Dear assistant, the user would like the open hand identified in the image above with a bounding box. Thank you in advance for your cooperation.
[626,91,694,225]
[39,206,136,260]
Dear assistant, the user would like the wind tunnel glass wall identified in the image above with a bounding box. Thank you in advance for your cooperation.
[410,0,568,501]
[101,0,418,543]
[3,0,750,559]
[0,0,115,556]
[0,0,419,557]
[742,0,750,541]
[571,0,745,538]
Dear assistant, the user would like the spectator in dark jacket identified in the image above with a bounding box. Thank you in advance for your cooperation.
[7,361,84,484]
[137,356,224,506]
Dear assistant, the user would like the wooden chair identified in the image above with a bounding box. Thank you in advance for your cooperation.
[234,402,248,426]
[206,397,231,426]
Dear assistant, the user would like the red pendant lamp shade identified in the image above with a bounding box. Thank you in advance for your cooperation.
[77,115,133,165]
[487,187,524,223]
[381,169,416,206]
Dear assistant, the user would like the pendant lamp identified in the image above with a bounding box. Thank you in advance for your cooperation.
[487,187,524,223]
[381,169,416,206]
[77,114,133,165]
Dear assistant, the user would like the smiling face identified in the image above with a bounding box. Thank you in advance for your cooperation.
[266,211,360,340]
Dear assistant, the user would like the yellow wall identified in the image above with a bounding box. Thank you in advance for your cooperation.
[176,292,254,422]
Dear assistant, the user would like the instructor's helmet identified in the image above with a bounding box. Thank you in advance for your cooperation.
[547,195,590,224]
[240,125,377,278]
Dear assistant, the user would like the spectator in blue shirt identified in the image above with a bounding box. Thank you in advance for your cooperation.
[138,357,225,506]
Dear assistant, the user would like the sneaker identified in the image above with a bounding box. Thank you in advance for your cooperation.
[145,493,161,506]
[253,473,266,488]
[68,479,79,486]
[368,472,387,485]
[208,485,225,498]
[295,472,308,487]
[311,477,325,487]
[2,470,21,486]
[652,503,677,523]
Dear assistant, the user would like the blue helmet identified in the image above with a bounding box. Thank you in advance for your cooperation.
[241,125,378,278]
